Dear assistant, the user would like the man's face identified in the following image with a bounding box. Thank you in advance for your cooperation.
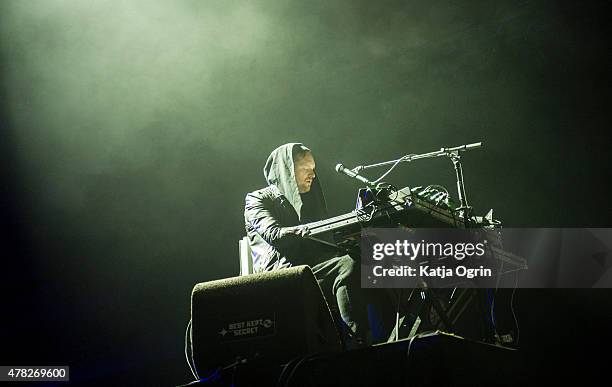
[294,152,316,193]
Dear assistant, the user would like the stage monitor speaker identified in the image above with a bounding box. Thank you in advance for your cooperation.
[190,265,342,374]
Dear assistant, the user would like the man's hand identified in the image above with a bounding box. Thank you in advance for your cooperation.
[280,225,311,238]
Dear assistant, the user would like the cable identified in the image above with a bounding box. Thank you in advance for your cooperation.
[184,319,250,386]
[175,368,221,387]
[282,352,329,387]
[184,319,199,380]
[223,357,247,387]
[485,289,496,329]
[222,357,248,371]
[276,356,306,387]
[394,288,403,342]
[406,332,424,360]
[372,154,416,184]
[406,331,440,363]
[177,357,248,387]
[282,356,311,387]
[486,289,500,343]
[510,271,520,345]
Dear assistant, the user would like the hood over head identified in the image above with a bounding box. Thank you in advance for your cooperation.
[263,143,327,221]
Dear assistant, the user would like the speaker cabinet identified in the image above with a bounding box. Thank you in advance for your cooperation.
[190,265,342,374]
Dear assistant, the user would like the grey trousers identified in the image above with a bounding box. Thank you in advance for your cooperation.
[311,255,371,346]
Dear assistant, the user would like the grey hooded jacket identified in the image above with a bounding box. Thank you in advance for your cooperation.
[244,143,334,272]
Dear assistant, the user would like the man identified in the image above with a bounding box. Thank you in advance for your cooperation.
[244,143,370,347]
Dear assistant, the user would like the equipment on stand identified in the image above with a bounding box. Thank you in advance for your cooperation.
[321,141,525,344]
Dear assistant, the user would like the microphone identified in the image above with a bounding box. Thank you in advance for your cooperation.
[335,163,376,186]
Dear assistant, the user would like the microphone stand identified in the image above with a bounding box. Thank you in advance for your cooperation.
[351,142,482,220]
[349,142,482,341]
[343,142,493,342]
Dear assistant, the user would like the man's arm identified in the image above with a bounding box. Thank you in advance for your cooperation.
[244,192,309,250]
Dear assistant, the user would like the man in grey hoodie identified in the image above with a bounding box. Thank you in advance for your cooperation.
[244,143,370,347]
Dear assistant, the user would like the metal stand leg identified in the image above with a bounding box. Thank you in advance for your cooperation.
[448,151,472,222]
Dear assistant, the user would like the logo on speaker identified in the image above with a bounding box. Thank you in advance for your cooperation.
[219,315,276,342]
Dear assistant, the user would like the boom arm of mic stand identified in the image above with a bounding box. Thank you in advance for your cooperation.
[352,141,482,172]
[347,141,482,220]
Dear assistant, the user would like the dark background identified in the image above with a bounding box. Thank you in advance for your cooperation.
[1,0,610,385]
